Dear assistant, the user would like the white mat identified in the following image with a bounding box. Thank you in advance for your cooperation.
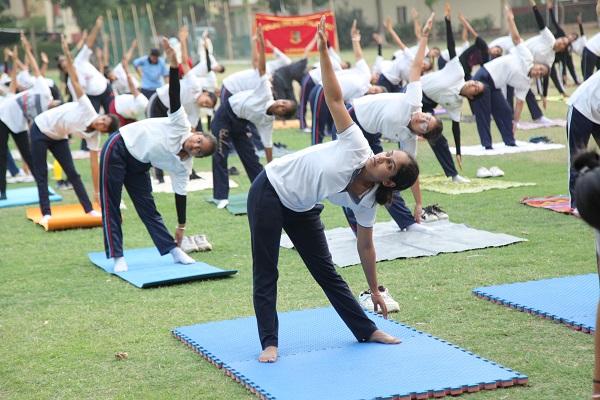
[516,119,566,130]
[280,219,525,267]
[152,173,238,193]
[450,140,564,156]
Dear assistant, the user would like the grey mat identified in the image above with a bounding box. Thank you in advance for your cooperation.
[280,220,526,267]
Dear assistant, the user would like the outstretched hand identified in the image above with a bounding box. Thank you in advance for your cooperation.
[317,16,328,51]
[350,19,360,42]
[505,5,515,21]
[444,2,451,18]
[161,37,177,67]
[371,292,388,319]
[256,24,265,47]
[20,33,31,52]
[40,51,48,64]
[422,13,435,37]
[372,32,383,45]
[384,17,393,32]
[178,25,189,42]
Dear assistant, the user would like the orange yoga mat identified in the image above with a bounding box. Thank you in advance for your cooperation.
[26,204,102,231]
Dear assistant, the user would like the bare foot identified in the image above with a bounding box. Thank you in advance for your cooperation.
[258,346,278,363]
[368,329,401,344]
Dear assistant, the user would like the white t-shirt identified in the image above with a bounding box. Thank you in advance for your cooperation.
[156,73,204,126]
[16,70,34,89]
[34,95,100,150]
[229,75,275,148]
[189,61,218,92]
[335,59,371,102]
[440,41,470,62]
[120,106,193,195]
[488,36,515,54]
[572,35,587,57]
[0,76,52,133]
[111,63,140,95]
[222,69,262,94]
[524,27,556,67]
[421,57,465,122]
[485,42,533,101]
[585,33,600,56]
[115,93,149,121]
[372,56,392,75]
[266,123,377,227]
[382,49,414,85]
[68,45,108,97]
[568,70,600,125]
[266,47,292,75]
[352,81,422,154]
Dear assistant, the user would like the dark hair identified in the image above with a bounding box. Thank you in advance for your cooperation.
[214,65,226,73]
[375,151,419,205]
[150,48,160,57]
[282,100,297,119]
[194,131,217,158]
[107,114,120,134]
[574,150,600,230]
[203,90,218,108]
[423,116,443,142]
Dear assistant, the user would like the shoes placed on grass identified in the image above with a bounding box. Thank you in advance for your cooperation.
[529,135,552,144]
[451,174,471,183]
[358,286,400,313]
[420,206,438,223]
[430,204,448,219]
[228,166,240,176]
[214,199,229,209]
[489,166,504,177]
[476,167,492,178]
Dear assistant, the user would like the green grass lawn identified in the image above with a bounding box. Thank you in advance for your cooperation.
[1,58,597,399]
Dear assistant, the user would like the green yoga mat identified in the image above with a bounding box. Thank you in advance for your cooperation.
[206,193,247,215]
[421,175,536,194]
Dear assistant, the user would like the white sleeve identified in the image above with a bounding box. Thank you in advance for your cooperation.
[515,43,534,68]
[190,61,209,77]
[74,45,92,64]
[32,76,51,99]
[83,131,101,151]
[541,27,556,47]
[253,75,273,103]
[168,105,192,132]
[354,205,377,228]
[398,134,417,157]
[170,161,192,195]
[354,59,371,78]
[405,81,423,108]
[132,94,149,117]
[257,122,273,148]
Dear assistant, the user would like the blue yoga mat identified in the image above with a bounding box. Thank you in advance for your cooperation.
[474,274,598,334]
[173,307,527,400]
[88,247,237,288]
[0,186,62,208]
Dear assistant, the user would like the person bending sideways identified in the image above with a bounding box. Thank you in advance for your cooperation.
[31,36,119,224]
[247,17,419,363]
[100,38,216,273]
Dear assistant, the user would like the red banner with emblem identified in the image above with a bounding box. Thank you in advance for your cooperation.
[254,11,337,55]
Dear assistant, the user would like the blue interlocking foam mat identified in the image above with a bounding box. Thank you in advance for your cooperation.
[173,307,527,400]
[88,247,237,288]
[0,186,62,208]
[474,274,598,334]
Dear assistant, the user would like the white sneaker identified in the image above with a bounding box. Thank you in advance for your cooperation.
[113,256,128,272]
[170,247,196,264]
[39,214,52,225]
[429,204,449,220]
[451,174,471,184]
[215,199,229,209]
[6,176,19,184]
[194,234,213,251]
[180,236,199,253]
[358,286,400,313]
[119,200,127,210]
[476,167,492,178]
[87,210,101,217]
[420,206,438,223]
[302,128,312,133]
[489,166,505,177]
[534,116,553,125]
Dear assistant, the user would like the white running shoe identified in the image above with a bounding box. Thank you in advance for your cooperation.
[113,256,128,272]
[170,247,196,264]
[39,214,52,225]
[420,206,439,223]
[119,200,127,210]
[451,174,471,183]
[194,234,213,251]
[88,210,101,217]
[489,166,505,177]
[430,204,449,220]
[302,128,312,133]
[476,167,492,178]
[534,116,553,125]
[215,199,229,209]
[180,236,199,253]
[358,286,400,313]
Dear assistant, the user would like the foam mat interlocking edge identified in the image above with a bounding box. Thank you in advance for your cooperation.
[172,308,528,400]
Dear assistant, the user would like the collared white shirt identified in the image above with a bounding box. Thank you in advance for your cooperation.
[421,57,465,122]
[111,63,140,95]
[229,74,275,147]
[524,27,556,67]
[266,123,377,227]
[222,68,262,94]
[372,55,392,75]
[120,106,193,195]
[34,95,100,150]
[334,59,371,102]
[382,49,414,85]
[0,76,52,133]
[568,70,600,125]
[585,33,600,56]
[352,81,422,153]
[189,61,218,92]
[485,42,533,101]
[68,45,108,97]
[115,93,149,121]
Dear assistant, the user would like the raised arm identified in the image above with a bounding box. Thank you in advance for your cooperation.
[409,13,433,82]
[162,37,180,112]
[411,8,422,39]
[39,51,48,77]
[317,16,352,133]
[61,36,84,99]
[7,47,18,94]
[75,30,87,51]
[505,6,522,45]
[86,16,103,49]
[529,0,546,31]
[384,17,407,50]
[125,39,138,63]
[302,32,318,59]
[95,47,105,75]
[178,26,191,76]
[350,20,363,62]
[444,3,456,60]
[459,13,479,38]
[102,34,110,70]
[121,56,140,97]
[577,13,585,36]
[256,25,267,77]
[547,0,566,37]
[21,33,41,77]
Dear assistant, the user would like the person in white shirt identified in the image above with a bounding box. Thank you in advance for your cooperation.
[100,38,216,273]
[30,36,119,224]
[488,35,515,59]
[347,14,441,232]
[310,21,385,145]
[470,6,549,150]
[582,0,600,80]
[211,26,296,209]
[265,40,292,75]
[0,35,53,200]
[108,56,148,126]
[108,39,140,95]
[566,70,600,211]
[249,17,413,363]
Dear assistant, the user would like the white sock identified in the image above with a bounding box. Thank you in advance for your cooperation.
[215,199,229,209]
[40,214,52,224]
[170,247,196,264]
[113,256,128,272]
[407,223,433,233]
[88,210,101,217]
